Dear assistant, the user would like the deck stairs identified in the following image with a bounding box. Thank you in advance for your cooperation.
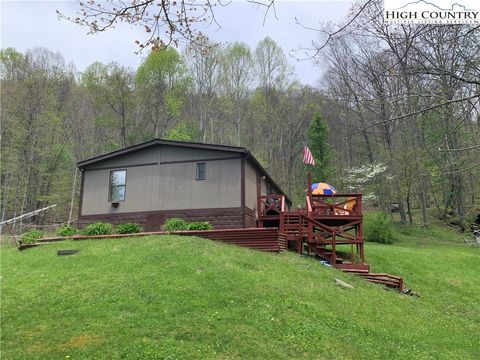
[265,194,403,291]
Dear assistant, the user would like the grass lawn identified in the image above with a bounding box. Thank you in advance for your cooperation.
[1,225,479,359]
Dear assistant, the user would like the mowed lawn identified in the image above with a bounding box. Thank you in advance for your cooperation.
[1,229,479,359]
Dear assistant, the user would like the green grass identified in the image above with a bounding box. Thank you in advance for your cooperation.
[1,227,479,359]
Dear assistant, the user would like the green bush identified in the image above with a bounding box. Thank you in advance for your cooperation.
[21,230,44,244]
[56,225,78,237]
[115,223,143,234]
[163,218,188,232]
[187,221,213,231]
[364,212,394,244]
[82,222,114,236]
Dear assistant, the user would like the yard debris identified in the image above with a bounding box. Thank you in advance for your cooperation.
[335,278,354,289]
[57,250,79,256]
[402,288,421,297]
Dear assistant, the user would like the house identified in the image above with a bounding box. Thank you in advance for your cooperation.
[77,139,291,230]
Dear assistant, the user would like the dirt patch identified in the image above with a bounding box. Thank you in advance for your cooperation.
[62,334,104,349]
[26,343,54,354]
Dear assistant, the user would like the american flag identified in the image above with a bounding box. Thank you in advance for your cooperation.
[303,146,315,165]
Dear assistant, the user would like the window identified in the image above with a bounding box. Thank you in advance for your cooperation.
[196,162,206,180]
[109,170,126,202]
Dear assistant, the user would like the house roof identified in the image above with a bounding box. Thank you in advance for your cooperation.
[77,138,291,204]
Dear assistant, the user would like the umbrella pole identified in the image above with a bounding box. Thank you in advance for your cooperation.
[307,171,312,207]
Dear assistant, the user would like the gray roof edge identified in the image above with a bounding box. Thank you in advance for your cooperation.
[77,138,247,168]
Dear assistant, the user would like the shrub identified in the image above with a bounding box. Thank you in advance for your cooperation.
[364,212,394,244]
[115,223,143,234]
[187,221,213,231]
[82,222,114,236]
[56,225,78,237]
[21,230,44,244]
[163,218,188,232]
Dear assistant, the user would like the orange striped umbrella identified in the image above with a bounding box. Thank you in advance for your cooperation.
[311,182,337,195]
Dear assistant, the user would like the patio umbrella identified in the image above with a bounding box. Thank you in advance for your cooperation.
[310,182,337,195]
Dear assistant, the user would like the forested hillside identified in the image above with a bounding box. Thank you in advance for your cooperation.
[1,1,479,230]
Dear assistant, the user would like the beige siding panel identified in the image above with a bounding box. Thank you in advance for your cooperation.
[81,145,244,215]
[159,158,241,209]
[160,146,239,162]
[245,162,258,210]
[87,147,160,170]
[81,165,159,215]
[82,169,110,215]
[81,158,241,215]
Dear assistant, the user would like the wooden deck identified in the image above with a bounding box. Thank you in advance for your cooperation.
[174,228,282,252]
[25,227,283,252]
[23,190,403,290]
[258,192,403,290]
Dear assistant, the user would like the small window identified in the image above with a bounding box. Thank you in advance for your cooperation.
[109,170,126,202]
[196,163,206,180]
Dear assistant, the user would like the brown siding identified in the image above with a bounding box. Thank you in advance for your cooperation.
[244,207,256,228]
[78,207,245,231]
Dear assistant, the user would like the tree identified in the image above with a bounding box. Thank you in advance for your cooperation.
[184,37,221,142]
[1,47,77,227]
[136,47,190,138]
[307,112,331,182]
[59,0,220,51]
[220,42,253,145]
[81,62,135,147]
[62,1,377,54]
[255,37,290,94]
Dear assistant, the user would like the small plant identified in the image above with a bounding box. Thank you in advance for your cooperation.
[163,218,188,232]
[21,230,44,244]
[187,221,213,231]
[364,212,394,244]
[115,223,143,234]
[56,225,78,237]
[82,222,114,236]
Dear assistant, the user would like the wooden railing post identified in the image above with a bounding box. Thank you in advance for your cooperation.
[359,221,365,263]
[332,232,336,266]
[279,212,284,234]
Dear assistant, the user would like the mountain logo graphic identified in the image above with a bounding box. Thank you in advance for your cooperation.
[392,1,475,12]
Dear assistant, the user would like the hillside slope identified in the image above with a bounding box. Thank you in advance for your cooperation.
[1,234,479,359]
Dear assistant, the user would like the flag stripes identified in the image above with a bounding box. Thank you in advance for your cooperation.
[303,146,315,165]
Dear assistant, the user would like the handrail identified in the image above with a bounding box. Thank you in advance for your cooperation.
[300,213,337,235]
[306,196,312,213]
[310,194,362,216]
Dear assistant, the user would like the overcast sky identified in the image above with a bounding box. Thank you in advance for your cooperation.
[1,1,353,86]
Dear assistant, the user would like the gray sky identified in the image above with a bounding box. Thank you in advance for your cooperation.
[1,1,353,85]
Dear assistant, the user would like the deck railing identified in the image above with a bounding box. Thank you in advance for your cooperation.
[258,195,285,218]
[308,193,362,216]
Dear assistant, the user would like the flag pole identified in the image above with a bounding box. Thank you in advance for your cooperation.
[308,171,312,198]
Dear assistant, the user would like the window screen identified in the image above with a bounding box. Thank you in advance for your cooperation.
[109,170,126,202]
[196,163,206,180]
